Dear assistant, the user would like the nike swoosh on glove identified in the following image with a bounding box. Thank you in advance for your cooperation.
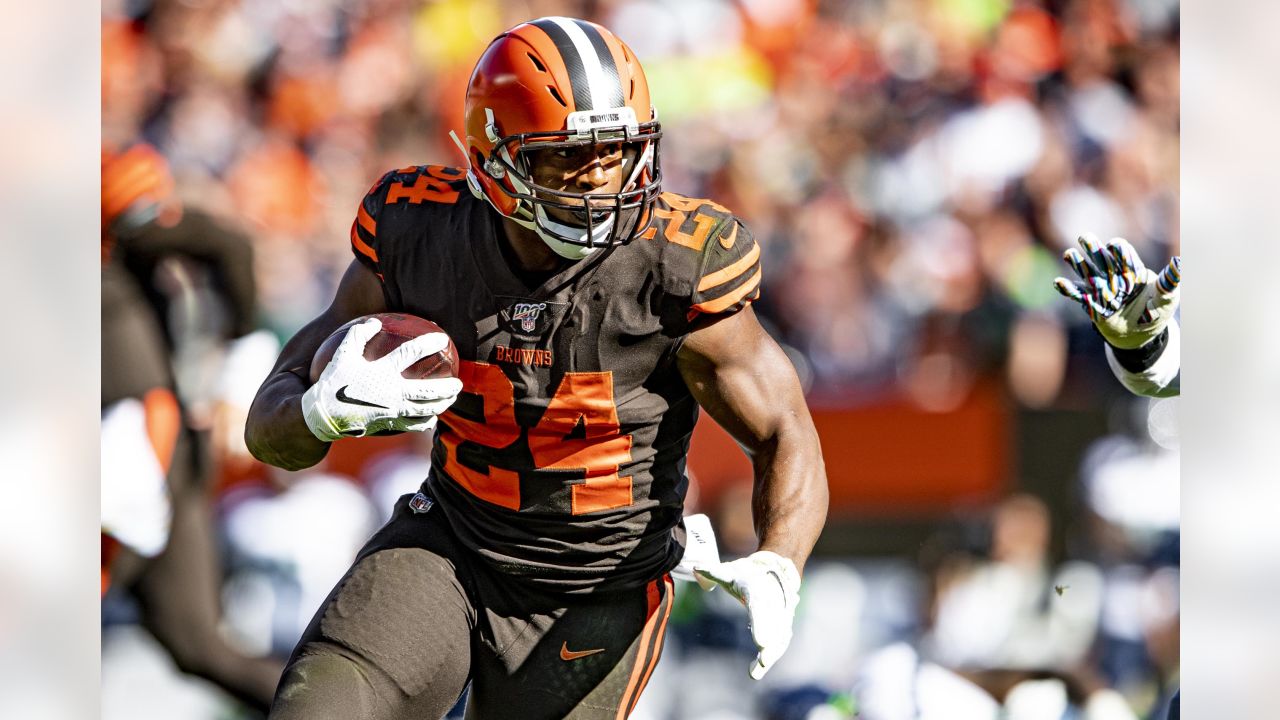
[695,550,801,680]
[1053,233,1181,350]
[301,317,463,442]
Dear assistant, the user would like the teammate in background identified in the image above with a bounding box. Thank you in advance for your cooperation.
[1053,234,1181,398]
[1054,234,1181,720]
[246,17,828,719]
[102,144,284,713]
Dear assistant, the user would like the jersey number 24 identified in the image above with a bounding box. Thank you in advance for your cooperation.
[437,360,634,515]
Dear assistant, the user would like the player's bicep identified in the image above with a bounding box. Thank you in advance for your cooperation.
[676,306,809,454]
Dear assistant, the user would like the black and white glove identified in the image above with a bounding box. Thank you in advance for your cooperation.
[301,318,463,442]
[1053,233,1180,350]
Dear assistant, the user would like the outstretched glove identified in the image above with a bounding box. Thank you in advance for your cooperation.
[301,317,463,441]
[695,550,801,680]
[1053,233,1181,350]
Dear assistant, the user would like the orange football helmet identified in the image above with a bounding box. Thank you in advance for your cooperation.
[102,143,175,233]
[459,17,662,258]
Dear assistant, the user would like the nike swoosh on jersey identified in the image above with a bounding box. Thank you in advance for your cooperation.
[559,642,606,661]
[335,385,389,409]
[718,223,739,249]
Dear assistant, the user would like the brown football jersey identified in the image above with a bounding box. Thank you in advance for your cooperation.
[350,165,761,593]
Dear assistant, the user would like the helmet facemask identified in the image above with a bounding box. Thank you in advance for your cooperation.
[478,109,663,259]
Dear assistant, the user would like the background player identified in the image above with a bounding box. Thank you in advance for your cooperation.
[1054,233,1182,720]
[1054,233,1181,398]
[102,143,284,713]
[246,17,828,719]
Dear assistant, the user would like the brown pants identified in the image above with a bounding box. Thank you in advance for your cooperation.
[270,493,674,720]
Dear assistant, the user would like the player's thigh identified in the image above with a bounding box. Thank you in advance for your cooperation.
[466,574,674,720]
[274,508,476,719]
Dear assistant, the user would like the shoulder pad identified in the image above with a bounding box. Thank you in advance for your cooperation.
[639,192,735,252]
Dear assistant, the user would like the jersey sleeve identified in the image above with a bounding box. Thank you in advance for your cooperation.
[687,218,762,323]
[349,171,394,280]
[1104,319,1181,398]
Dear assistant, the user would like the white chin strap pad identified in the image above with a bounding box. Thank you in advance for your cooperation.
[531,204,615,259]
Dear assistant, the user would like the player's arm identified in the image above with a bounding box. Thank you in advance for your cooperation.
[245,257,461,471]
[1105,319,1181,398]
[678,306,828,570]
[245,260,386,470]
[1053,234,1181,398]
[677,305,828,678]
[122,211,258,337]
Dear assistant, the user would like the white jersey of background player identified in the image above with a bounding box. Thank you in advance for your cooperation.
[1054,234,1181,398]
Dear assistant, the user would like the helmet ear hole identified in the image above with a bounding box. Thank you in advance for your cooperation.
[476,149,507,180]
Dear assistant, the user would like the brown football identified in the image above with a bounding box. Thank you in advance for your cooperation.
[310,312,460,385]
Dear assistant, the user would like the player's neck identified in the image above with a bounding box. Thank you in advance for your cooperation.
[499,218,572,273]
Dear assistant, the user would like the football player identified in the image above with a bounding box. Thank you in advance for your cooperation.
[1054,234,1181,398]
[102,143,284,712]
[246,16,829,720]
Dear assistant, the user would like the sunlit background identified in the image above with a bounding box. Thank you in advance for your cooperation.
[99,0,1182,718]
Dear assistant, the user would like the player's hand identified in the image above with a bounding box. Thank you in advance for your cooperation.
[694,550,801,680]
[301,318,463,442]
[1053,234,1181,350]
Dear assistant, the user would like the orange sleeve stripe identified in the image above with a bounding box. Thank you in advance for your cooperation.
[356,204,377,235]
[141,387,181,473]
[350,221,379,263]
[691,266,762,315]
[696,241,759,292]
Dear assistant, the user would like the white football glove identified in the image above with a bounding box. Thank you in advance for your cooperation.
[672,514,722,582]
[695,550,801,680]
[1053,234,1181,350]
[301,318,463,442]
[101,398,171,557]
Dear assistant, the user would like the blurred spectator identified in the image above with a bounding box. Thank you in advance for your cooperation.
[923,494,1104,671]
[104,0,1179,401]
[854,495,1129,720]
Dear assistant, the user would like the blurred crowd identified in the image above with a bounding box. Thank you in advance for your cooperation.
[103,0,1179,405]
[100,0,1180,718]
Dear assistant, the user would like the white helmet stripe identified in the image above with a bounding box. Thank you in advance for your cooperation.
[548,16,616,112]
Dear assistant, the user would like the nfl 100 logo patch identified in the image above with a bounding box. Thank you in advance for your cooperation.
[511,302,548,333]
[497,297,565,339]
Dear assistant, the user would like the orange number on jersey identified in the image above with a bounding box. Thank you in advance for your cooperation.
[438,361,522,509]
[640,195,728,251]
[438,361,635,514]
[528,372,635,515]
[386,165,463,205]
